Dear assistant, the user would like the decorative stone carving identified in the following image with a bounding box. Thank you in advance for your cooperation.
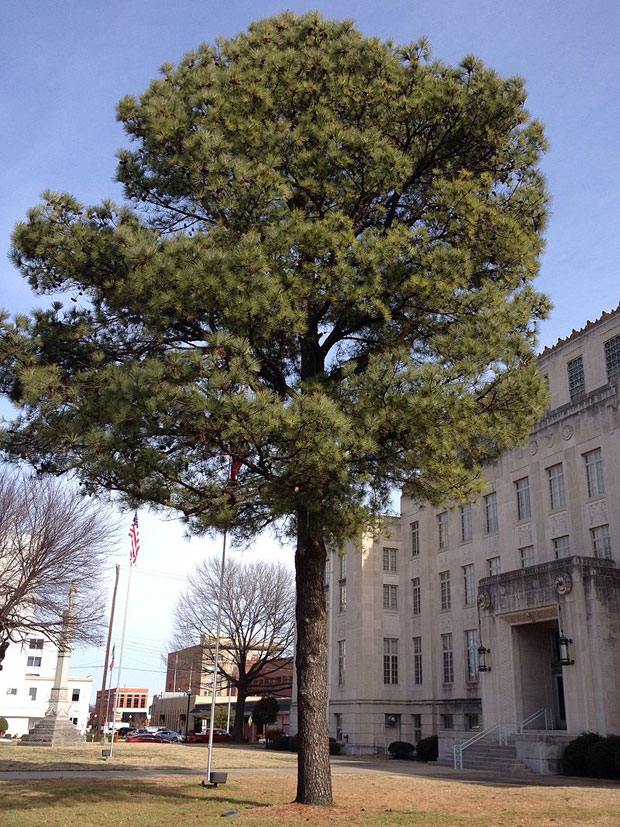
[555,572,573,595]
[587,500,608,526]
[545,430,555,448]
[528,440,538,455]
[562,424,574,440]
[477,589,492,610]
[517,523,533,546]
[550,512,568,537]
[500,605,557,625]
[485,535,498,554]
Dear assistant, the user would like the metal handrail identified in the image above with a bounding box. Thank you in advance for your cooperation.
[453,707,551,768]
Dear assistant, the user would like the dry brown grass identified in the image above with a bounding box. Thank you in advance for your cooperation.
[1,758,620,826]
[0,740,296,773]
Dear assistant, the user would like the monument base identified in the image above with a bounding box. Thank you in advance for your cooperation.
[21,716,84,746]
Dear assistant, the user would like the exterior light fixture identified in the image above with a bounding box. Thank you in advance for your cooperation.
[558,634,574,666]
[477,644,491,672]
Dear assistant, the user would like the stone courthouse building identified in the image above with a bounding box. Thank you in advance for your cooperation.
[320,307,620,772]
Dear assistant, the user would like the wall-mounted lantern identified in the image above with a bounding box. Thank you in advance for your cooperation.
[478,644,491,672]
[558,634,574,666]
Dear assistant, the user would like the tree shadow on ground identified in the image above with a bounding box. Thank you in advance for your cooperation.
[0,778,268,812]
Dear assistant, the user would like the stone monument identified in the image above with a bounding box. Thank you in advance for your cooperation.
[22,582,85,745]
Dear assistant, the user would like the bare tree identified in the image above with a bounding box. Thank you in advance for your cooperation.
[172,556,295,741]
[0,469,115,667]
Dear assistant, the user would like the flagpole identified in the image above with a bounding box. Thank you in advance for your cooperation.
[205,528,227,783]
[97,564,120,740]
[109,512,139,758]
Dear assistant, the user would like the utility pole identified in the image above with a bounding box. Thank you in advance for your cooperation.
[97,565,120,741]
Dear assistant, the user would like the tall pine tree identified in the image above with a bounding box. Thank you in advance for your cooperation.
[1,13,549,805]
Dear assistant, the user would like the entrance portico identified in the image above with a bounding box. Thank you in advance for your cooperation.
[472,556,620,771]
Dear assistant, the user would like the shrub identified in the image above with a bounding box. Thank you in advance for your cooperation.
[288,734,298,752]
[416,735,438,762]
[563,732,603,776]
[585,735,620,779]
[0,717,8,734]
[329,737,341,755]
[388,740,415,760]
[266,733,289,751]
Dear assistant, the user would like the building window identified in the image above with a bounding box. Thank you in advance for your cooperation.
[339,553,347,580]
[437,512,448,549]
[515,477,532,520]
[383,584,398,610]
[71,688,80,703]
[29,639,44,650]
[383,547,397,572]
[334,713,343,742]
[441,633,454,684]
[460,504,472,542]
[520,545,536,568]
[567,355,585,399]
[584,448,605,498]
[463,564,475,607]
[484,492,498,534]
[591,525,612,559]
[140,696,146,708]
[604,334,620,383]
[324,560,330,586]
[466,713,480,730]
[413,637,423,685]
[441,713,454,730]
[339,583,347,612]
[383,638,399,685]
[29,687,37,701]
[133,695,141,708]
[26,656,42,668]
[119,694,125,708]
[337,640,346,686]
[487,556,501,577]
[411,521,420,556]
[439,571,451,611]
[412,713,422,743]
[6,688,17,695]
[412,577,421,616]
[465,629,479,681]
[547,463,566,510]
[553,535,571,559]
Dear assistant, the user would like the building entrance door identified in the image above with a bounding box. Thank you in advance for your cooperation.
[515,619,560,729]
[552,673,567,730]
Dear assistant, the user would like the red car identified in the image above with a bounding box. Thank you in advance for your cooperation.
[187,729,233,744]
[125,732,168,743]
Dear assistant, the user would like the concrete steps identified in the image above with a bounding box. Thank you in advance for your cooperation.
[438,737,534,774]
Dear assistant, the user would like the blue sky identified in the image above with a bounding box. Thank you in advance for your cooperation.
[1,1,619,701]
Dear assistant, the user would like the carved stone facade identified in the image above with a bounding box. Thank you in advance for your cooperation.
[312,307,620,770]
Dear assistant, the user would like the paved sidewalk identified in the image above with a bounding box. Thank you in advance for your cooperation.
[1,758,617,789]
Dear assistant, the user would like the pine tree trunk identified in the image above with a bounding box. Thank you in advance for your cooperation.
[294,506,333,806]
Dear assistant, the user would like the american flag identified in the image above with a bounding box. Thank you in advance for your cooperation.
[109,643,115,672]
[129,512,140,566]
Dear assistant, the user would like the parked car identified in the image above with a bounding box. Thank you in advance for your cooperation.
[125,731,168,743]
[156,728,184,742]
[187,728,233,744]
[117,727,136,738]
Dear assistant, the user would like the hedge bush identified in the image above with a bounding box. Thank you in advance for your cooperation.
[416,735,438,762]
[585,735,620,779]
[563,732,603,776]
[388,741,415,759]
[0,717,8,734]
[329,737,341,755]
[266,733,289,751]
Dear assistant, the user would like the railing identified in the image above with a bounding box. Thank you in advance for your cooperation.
[453,707,551,768]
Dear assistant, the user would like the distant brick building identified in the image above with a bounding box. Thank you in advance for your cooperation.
[93,686,149,729]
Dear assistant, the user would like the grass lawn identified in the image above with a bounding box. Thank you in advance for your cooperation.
[1,763,620,826]
[0,741,296,773]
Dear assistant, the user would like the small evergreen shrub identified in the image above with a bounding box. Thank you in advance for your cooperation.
[329,737,341,755]
[0,717,8,734]
[416,735,438,762]
[267,733,289,751]
[288,734,299,752]
[388,740,415,759]
[585,735,620,779]
[563,732,603,776]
